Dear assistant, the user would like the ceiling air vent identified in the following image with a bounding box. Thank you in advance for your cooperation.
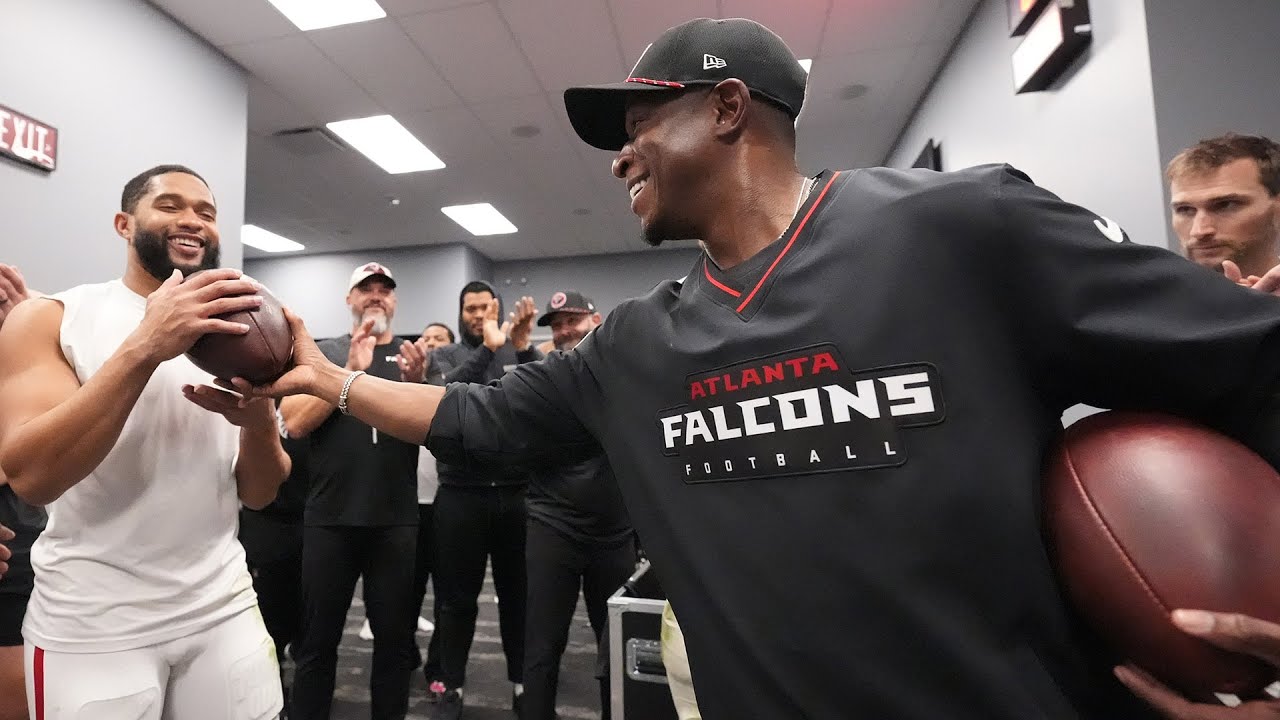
[270,126,348,156]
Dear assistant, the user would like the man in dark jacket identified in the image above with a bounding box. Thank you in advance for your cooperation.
[523,290,635,720]
[427,281,540,719]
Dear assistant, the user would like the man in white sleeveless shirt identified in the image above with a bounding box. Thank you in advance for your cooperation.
[0,166,291,719]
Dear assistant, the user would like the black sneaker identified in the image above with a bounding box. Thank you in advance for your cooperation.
[431,689,463,720]
[512,688,524,718]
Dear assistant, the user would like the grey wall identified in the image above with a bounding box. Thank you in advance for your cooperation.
[0,0,248,293]
[886,0,1169,249]
[246,244,701,341]
[1145,0,1280,247]
[491,248,702,318]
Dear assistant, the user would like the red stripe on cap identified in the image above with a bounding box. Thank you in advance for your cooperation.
[625,77,685,88]
[703,262,742,298]
[736,172,842,313]
[33,646,45,720]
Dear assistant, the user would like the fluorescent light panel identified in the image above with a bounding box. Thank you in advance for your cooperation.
[242,224,305,253]
[265,0,386,31]
[441,203,517,236]
[798,58,813,73]
[326,115,445,174]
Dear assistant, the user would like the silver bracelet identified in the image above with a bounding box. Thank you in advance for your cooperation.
[338,371,365,415]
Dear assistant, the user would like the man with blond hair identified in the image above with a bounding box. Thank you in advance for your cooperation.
[1167,133,1280,282]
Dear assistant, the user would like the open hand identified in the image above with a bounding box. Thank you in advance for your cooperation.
[483,298,509,351]
[508,296,538,351]
[347,317,377,371]
[182,383,275,430]
[395,338,428,382]
[0,264,35,329]
[1115,610,1280,719]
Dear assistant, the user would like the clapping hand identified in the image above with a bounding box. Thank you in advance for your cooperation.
[395,338,428,382]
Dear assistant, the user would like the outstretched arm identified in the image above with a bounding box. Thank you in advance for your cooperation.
[235,308,601,467]
[230,309,447,445]
[279,318,377,439]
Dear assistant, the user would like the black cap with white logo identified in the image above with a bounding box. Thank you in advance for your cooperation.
[537,289,596,326]
[564,18,807,151]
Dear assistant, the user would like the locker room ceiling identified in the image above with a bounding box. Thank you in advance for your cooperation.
[149,0,979,261]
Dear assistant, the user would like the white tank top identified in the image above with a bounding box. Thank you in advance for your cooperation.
[23,279,257,652]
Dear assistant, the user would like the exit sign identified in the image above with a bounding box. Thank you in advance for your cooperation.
[0,104,58,172]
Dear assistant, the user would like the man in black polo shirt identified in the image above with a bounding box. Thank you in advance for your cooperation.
[524,290,634,720]
[279,262,427,720]
[237,18,1280,720]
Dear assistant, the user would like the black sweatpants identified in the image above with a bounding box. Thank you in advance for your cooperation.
[239,511,303,662]
[411,502,441,681]
[292,525,418,720]
[523,519,636,720]
[433,483,527,688]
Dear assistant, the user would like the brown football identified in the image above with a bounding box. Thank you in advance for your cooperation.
[185,274,293,384]
[1044,410,1280,699]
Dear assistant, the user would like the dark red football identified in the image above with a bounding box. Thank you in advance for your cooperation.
[185,274,293,384]
[1045,410,1280,699]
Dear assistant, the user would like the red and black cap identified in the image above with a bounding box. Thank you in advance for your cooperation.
[537,290,596,326]
[563,18,807,151]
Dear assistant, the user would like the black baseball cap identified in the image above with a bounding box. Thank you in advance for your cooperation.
[537,290,597,326]
[564,18,807,151]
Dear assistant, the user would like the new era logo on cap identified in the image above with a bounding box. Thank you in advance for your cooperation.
[563,18,808,151]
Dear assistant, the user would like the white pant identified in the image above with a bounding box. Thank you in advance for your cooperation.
[660,602,702,720]
[24,607,282,720]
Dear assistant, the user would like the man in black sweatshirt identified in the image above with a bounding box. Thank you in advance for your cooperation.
[426,281,540,719]
[233,18,1280,720]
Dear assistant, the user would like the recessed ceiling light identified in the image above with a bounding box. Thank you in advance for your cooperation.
[441,203,518,236]
[798,58,813,73]
[265,0,386,31]
[326,115,445,174]
[840,83,870,100]
[241,224,305,252]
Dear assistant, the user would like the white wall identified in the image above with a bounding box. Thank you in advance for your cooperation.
[0,0,248,293]
[245,244,491,340]
[887,0,1169,249]
[1144,0,1280,247]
